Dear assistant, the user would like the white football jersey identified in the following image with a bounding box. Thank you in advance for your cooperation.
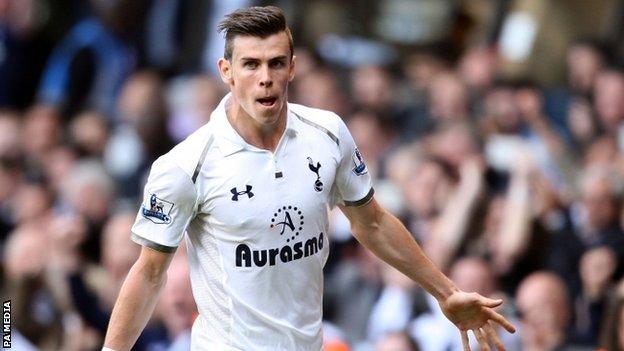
[131,93,373,350]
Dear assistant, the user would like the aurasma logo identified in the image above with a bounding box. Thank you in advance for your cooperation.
[3,300,10,348]
[235,233,325,267]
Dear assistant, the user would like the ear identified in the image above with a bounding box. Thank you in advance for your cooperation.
[217,58,233,85]
[288,55,296,82]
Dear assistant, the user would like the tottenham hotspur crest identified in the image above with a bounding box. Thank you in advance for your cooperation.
[307,157,323,192]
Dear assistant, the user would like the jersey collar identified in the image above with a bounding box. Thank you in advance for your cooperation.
[212,93,298,157]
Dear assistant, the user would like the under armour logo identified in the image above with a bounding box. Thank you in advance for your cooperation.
[231,185,254,201]
[307,157,323,192]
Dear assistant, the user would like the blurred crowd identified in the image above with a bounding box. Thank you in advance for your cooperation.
[3,0,624,350]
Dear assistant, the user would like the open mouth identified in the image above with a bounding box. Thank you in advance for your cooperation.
[257,97,277,107]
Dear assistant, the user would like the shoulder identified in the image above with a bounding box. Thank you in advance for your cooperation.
[289,103,347,145]
[158,122,215,180]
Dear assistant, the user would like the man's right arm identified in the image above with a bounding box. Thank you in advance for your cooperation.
[103,246,174,351]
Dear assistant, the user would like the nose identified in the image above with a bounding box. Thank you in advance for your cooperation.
[259,65,273,88]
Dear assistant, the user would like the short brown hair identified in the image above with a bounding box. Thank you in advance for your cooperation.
[217,6,293,61]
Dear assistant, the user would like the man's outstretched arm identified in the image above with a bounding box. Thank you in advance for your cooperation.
[103,246,174,350]
[339,197,515,351]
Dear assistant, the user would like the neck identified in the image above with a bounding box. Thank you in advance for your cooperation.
[226,97,287,152]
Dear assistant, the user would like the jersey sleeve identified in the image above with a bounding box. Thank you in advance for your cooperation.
[131,157,198,253]
[330,117,374,207]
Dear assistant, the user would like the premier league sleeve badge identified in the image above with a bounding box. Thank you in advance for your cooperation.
[142,193,174,224]
[351,148,368,176]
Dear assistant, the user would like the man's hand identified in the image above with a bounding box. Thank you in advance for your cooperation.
[439,291,516,351]
[340,198,516,349]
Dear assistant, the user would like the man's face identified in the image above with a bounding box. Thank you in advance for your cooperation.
[582,177,616,230]
[218,31,295,127]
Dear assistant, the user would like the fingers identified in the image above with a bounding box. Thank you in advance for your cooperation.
[487,309,516,333]
[484,321,505,351]
[472,328,491,351]
[461,330,470,351]
[475,293,503,308]
[463,325,507,351]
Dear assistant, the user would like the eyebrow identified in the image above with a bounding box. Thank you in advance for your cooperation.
[269,56,288,61]
[239,55,288,62]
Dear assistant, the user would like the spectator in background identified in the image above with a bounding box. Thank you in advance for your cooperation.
[427,71,470,124]
[346,110,397,179]
[113,71,169,154]
[167,74,225,142]
[567,40,607,97]
[61,211,168,349]
[349,66,399,125]
[151,251,196,351]
[481,81,568,199]
[0,156,22,238]
[402,51,448,101]
[487,153,548,294]
[481,82,523,139]
[59,160,115,262]
[458,44,499,100]
[399,51,448,141]
[37,0,140,119]
[400,157,453,242]
[573,167,624,271]
[292,67,350,118]
[21,104,62,170]
[515,83,567,168]
[10,181,52,225]
[545,39,607,137]
[3,222,64,349]
[104,70,173,201]
[593,67,624,134]
[0,0,50,109]
[40,145,78,195]
[566,96,599,152]
[423,156,485,272]
[143,0,209,75]
[323,244,383,346]
[427,122,481,172]
[423,147,548,297]
[100,212,142,308]
[0,109,22,159]
[366,263,428,343]
[350,65,395,116]
[600,284,624,351]
[0,110,22,206]
[546,163,624,298]
[375,331,420,351]
[571,246,618,346]
[584,136,620,168]
[515,271,572,351]
[68,110,110,158]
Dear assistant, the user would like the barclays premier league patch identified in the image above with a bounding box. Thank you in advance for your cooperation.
[351,148,368,176]
[142,193,174,224]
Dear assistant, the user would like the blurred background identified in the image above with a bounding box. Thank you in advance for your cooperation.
[3,0,624,350]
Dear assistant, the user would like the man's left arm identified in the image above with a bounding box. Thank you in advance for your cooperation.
[339,197,515,351]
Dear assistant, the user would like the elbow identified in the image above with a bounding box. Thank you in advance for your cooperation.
[350,218,383,246]
[131,259,168,288]
[345,199,386,246]
[144,264,167,287]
